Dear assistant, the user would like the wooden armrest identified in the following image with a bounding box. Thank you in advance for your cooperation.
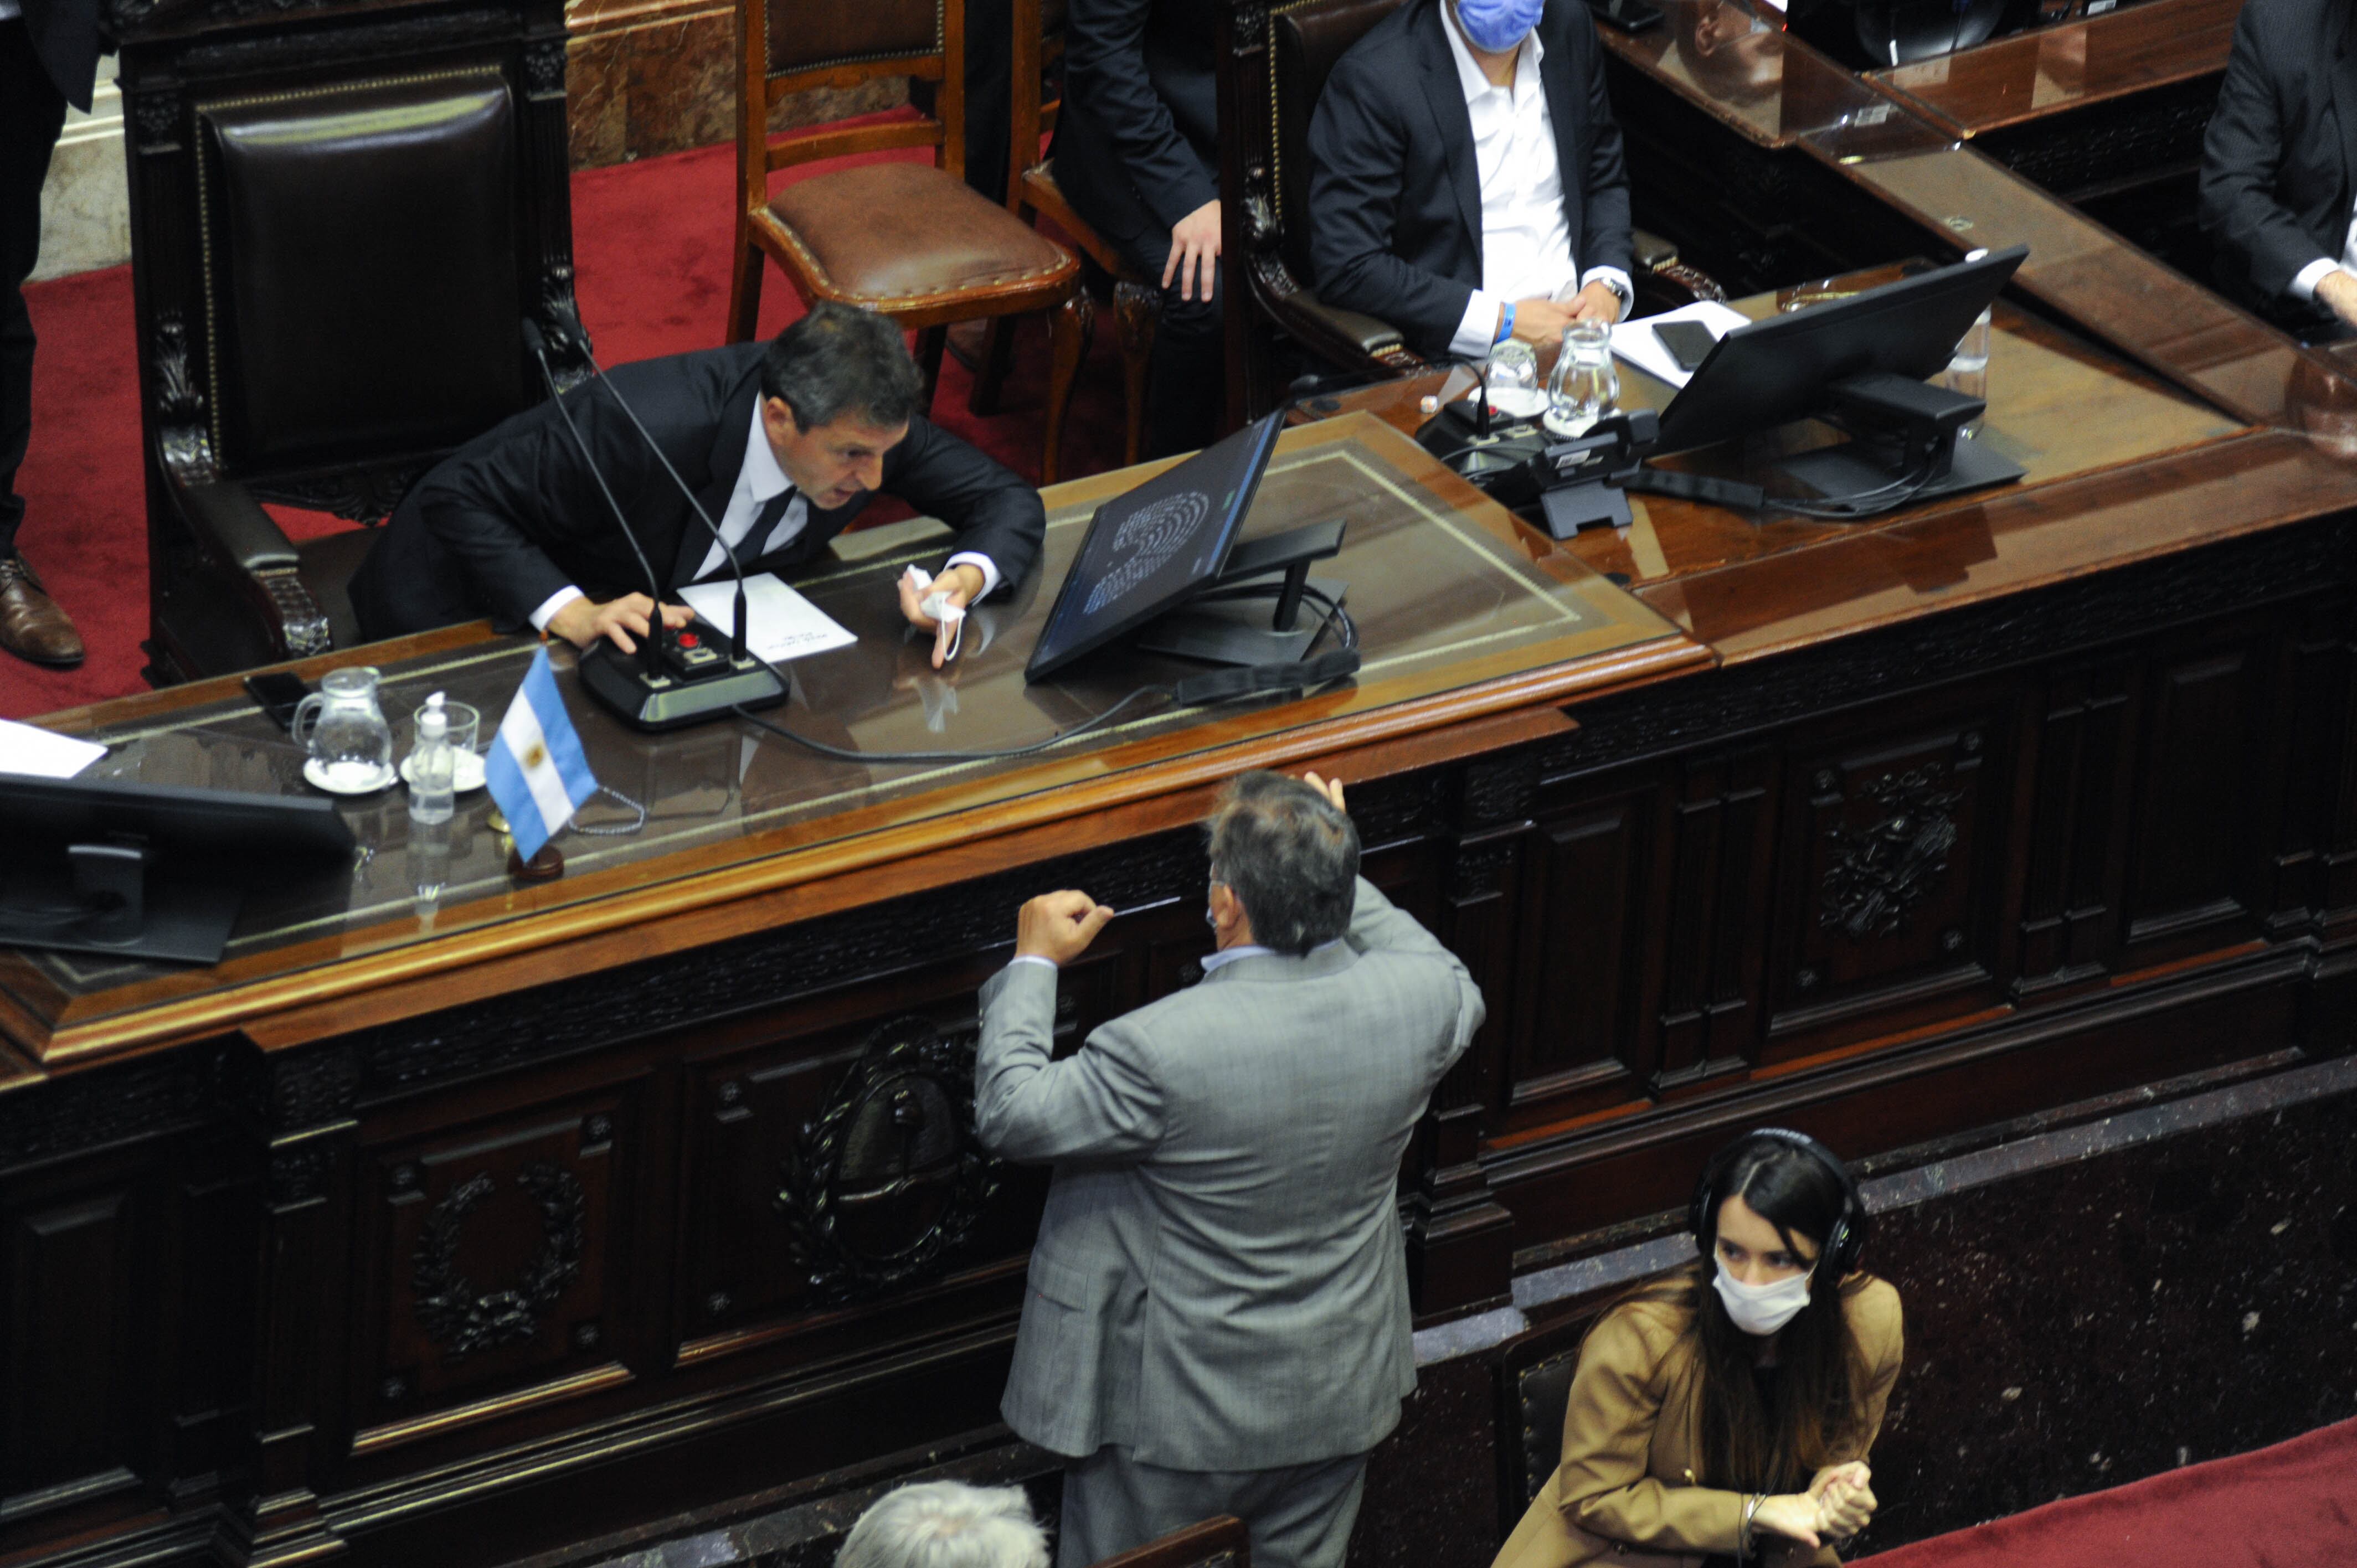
[1632,228,1681,272]
[1254,274,1427,373]
[164,472,333,660]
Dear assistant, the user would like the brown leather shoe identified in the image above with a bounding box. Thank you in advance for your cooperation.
[0,551,86,667]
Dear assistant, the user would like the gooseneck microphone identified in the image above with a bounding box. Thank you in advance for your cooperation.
[521,318,789,731]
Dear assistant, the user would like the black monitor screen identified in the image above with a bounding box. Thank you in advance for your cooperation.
[1026,412,1285,682]
[1653,245,2027,455]
[0,774,356,865]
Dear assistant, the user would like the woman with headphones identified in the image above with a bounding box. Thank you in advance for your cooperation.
[1491,1129,1904,1568]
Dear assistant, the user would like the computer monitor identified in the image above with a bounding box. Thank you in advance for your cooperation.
[0,773,357,963]
[1653,245,2028,458]
[1026,411,1286,682]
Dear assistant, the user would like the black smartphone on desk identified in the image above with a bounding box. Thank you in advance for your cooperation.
[1590,0,1664,31]
[244,671,312,732]
[1652,319,1718,373]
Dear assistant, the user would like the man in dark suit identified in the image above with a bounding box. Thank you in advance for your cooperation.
[351,303,1044,666]
[1308,0,1634,363]
[2199,0,2357,336]
[0,0,99,667]
[1054,0,1226,456]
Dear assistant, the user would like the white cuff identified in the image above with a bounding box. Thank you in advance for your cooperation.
[1008,953,1058,971]
[944,551,1001,600]
[1582,266,1636,315]
[1450,289,1507,360]
[529,585,585,633]
[2291,257,2341,302]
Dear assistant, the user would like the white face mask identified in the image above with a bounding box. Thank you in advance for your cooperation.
[1712,1260,1814,1336]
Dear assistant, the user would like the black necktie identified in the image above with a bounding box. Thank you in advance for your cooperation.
[742,487,796,565]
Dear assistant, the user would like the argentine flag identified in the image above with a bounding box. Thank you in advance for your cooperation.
[486,648,598,864]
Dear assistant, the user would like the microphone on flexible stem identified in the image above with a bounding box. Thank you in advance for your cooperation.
[521,318,788,731]
[522,318,668,686]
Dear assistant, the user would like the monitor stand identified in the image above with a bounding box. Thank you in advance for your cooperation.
[1136,518,1349,668]
[1772,370,2025,510]
[0,839,244,964]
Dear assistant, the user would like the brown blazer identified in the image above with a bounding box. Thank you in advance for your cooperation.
[1490,1276,1904,1568]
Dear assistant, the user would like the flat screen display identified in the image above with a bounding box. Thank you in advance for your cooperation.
[1026,412,1285,682]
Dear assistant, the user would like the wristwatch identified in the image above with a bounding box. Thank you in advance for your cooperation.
[1598,273,1633,314]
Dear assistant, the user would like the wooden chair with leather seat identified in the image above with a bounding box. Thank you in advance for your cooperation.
[970,0,1163,472]
[1211,0,1727,424]
[728,0,1087,478]
[1494,1307,1608,1538]
[113,0,583,683]
[1084,1514,1253,1568]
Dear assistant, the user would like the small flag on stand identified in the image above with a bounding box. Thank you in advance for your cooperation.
[486,648,598,865]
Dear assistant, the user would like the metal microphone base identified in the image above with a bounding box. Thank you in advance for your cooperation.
[578,644,790,732]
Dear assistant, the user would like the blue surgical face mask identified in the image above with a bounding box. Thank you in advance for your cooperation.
[1455,0,1547,54]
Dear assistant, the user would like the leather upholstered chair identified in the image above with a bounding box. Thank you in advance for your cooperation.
[728,0,1085,476]
[113,0,581,684]
[1084,1515,1252,1568]
[971,0,1162,472]
[1212,0,1726,423]
[1494,1308,1606,1538]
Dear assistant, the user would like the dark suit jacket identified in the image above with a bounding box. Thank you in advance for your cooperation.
[1052,0,1220,244]
[1307,0,1634,360]
[2198,0,2357,324]
[19,0,104,111]
[349,342,1046,641]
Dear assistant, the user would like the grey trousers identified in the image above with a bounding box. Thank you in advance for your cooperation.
[1056,1446,1369,1568]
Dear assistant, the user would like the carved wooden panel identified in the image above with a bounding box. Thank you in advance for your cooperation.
[2014,659,2136,998]
[1500,781,1655,1131]
[1764,697,2012,1053]
[2263,602,2357,934]
[2119,635,2269,961]
[356,1087,632,1432]
[0,1175,146,1521]
[1653,747,1776,1089]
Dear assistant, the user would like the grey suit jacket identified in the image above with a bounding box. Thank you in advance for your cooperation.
[975,878,1484,1471]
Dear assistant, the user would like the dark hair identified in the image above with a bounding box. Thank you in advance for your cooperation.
[1202,772,1360,955]
[1629,1135,1871,1494]
[761,302,925,432]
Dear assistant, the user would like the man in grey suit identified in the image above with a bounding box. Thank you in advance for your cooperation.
[974,770,1485,1568]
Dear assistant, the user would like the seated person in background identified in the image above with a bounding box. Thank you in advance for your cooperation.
[1309,0,1635,363]
[350,303,1043,666]
[1054,0,1227,456]
[838,1481,1049,1568]
[1491,1129,1903,1568]
[2199,0,2357,337]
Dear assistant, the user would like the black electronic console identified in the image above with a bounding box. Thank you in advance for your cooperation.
[0,775,356,964]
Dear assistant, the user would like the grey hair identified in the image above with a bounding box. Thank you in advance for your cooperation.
[1203,771,1360,955]
[760,300,925,432]
[835,1482,1048,1568]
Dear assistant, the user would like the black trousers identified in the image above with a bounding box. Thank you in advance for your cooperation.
[1,19,70,555]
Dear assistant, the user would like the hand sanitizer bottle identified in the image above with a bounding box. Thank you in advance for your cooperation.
[407,692,455,826]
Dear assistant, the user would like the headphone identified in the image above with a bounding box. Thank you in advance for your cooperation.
[1687,1127,1866,1278]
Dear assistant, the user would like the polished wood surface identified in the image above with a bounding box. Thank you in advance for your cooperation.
[0,416,1694,1070]
[1872,0,2241,137]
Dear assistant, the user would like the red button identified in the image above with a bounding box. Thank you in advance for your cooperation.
[677,632,699,648]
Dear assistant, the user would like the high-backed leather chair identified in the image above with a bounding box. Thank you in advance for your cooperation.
[114,0,581,684]
[728,0,1086,477]
[1494,1308,1605,1538]
[1213,0,1726,424]
[1085,1514,1252,1568]
[973,0,1163,472]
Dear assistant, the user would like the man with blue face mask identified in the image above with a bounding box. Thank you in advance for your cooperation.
[1308,0,1635,361]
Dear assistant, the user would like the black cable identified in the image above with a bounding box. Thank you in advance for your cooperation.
[1773,458,1940,520]
[727,583,1357,764]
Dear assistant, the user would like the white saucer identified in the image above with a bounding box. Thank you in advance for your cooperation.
[400,750,488,793]
[305,758,399,796]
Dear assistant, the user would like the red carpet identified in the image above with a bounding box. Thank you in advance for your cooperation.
[1856,1415,2357,1568]
[4,136,1123,720]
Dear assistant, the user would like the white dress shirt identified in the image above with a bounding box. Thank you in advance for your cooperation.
[2289,204,2357,306]
[1439,7,1634,359]
[529,402,1000,631]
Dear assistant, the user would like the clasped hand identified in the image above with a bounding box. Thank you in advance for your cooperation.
[1753,1462,1877,1549]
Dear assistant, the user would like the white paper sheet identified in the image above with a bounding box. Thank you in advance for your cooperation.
[678,571,858,663]
[1610,301,1756,391]
[0,717,107,779]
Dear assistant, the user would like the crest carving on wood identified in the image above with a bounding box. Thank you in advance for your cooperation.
[411,1162,586,1358]
[1817,764,1967,941]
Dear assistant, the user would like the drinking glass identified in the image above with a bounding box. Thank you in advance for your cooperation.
[412,698,487,792]
[1545,321,1619,437]
[1484,338,1547,420]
